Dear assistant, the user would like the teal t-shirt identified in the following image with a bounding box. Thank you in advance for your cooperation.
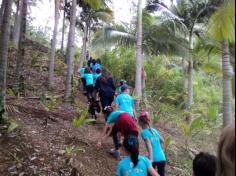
[83,73,94,86]
[93,73,101,80]
[117,156,152,176]
[141,128,166,162]
[107,111,125,124]
[116,93,134,117]
[80,68,85,77]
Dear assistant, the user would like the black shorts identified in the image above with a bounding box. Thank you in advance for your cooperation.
[148,161,166,176]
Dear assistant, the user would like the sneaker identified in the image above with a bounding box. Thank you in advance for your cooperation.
[109,149,121,159]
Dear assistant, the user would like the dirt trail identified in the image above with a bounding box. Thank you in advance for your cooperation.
[0,92,120,176]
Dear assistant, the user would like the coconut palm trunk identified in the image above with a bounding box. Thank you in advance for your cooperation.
[61,0,66,56]
[187,34,194,109]
[0,0,6,28]
[135,0,143,101]
[12,0,23,48]
[79,23,89,69]
[15,0,27,91]
[64,0,77,101]
[222,40,234,127]
[0,0,13,109]
[49,0,60,88]
[182,57,186,88]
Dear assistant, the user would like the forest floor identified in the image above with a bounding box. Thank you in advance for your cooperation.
[0,41,219,176]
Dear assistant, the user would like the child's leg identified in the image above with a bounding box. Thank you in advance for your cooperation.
[156,161,166,176]
[81,78,86,92]
[111,127,121,150]
[86,85,93,101]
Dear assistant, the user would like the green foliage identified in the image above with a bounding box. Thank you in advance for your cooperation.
[72,109,89,128]
[207,105,219,123]
[31,53,39,66]
[7,120,18,133]
[181,117,204,150]
[207,0,235,43]
[39,94,49,112]
[7,88,16,98]
[84,0,102,10]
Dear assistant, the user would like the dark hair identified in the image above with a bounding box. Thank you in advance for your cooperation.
[92,59,96,65]
[96,68,101,74]
[120,80,126,86]
[97,59,101,64]
[139,114,154,136]
[85,67,91,74]
[193,152,217,176]
[123,136,139,167]
[100,68,111,83]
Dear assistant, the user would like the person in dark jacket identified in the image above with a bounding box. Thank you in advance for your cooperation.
[95,68,116,115]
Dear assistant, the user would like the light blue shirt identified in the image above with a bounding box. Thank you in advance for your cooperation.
[116,93,134,117]
[117,156,152,176]
[93,63,102,72]
[93,73,101,80]
[107,111,125,124]
[83,73,94,86]
[141,128,166,162]
[80,68,85,77]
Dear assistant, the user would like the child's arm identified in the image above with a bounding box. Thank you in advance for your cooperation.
[148,166,159,176]
[145,139,153,162]
[97,123,114,148]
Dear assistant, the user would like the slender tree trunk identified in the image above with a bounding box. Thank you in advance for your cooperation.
[49,0,60,88]
[87,25,91,60]
[61,0,66,56]
[15,0,27,91]
[79,23,88,69]
[182,57,186,88]
[222,40,234,127]
[64,0,76,102]
[0,0,13,112]
[135,0,143,101]
[187,35,194,109]
[0,0,6,28]
[12,0,23,49]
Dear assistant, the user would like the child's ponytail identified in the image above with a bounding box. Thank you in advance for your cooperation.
[139,111,155,136]
[123,136,139,167]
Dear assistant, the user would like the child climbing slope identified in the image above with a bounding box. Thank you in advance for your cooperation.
[139,111,166,176]
[82,67,94,101]
[117,135,159,176]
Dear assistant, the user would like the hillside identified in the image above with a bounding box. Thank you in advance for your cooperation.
[0,40,221,176]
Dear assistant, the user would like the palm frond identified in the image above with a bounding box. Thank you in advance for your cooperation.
[207,0,235,42]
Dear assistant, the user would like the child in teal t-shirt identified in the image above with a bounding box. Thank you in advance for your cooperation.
[116,84,136,119]
[116,136,159,176]
[82,67,94,101]
[139,111,166,176]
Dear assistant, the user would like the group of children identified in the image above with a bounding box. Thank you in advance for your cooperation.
[78,60,235,176]
[97,107,166,176]
[79,58,102,101]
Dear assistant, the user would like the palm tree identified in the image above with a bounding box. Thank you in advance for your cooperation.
[135,0,143,100]
[12,0,23,48]
[49,0,60,88]
[15,0,27,91]
[207,0,235,127]
[64,0,77,102]
[146,0,219,109]
[0,0,13,120]
[0,0,6,28]
[78,1,113,68]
